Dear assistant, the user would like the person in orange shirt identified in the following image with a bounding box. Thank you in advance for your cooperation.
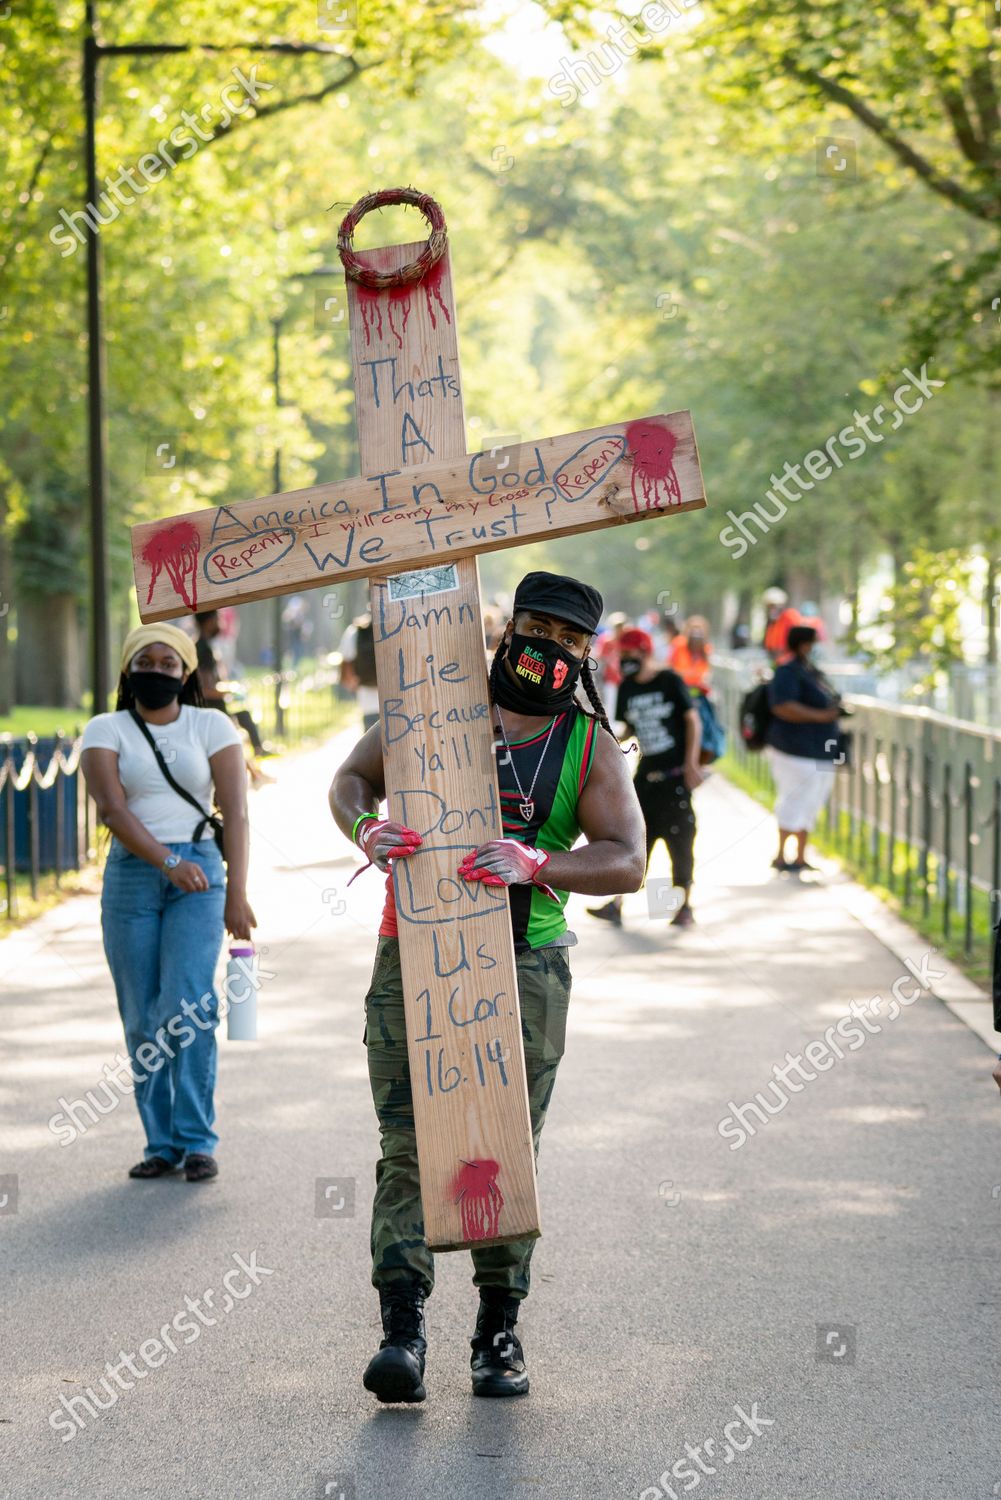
[762,588,801,660]
[594,611,630,714]
[797,600,826,642]
[668,616,712,692]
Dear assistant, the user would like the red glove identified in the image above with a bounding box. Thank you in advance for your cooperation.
[458,840,559,902]
[355,818,422,873]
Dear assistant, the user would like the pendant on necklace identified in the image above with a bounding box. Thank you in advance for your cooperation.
[519,799,535,822]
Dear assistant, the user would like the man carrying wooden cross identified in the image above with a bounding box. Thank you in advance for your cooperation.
[331,568,646,1403]
[131,185,706,1404]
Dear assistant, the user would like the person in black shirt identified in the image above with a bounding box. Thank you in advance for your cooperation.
[588,626,703,928]
[765,624,844,871]
[194,611,272,758]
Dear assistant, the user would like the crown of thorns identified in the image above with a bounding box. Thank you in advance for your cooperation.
[336,187,447,290]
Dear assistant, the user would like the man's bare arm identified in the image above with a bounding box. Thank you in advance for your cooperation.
[328,724,385,841]
[539,727,646,895]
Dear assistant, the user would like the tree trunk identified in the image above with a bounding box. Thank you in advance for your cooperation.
[0,484,12,715]
[15,593,84,708]
[986,556,999,668]
[786,567,821,605]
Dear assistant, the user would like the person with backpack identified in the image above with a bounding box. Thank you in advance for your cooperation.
[764,624,845,871]
[339,613,380,731]
[80,624,256,1182]
[669,615,725,765]
[588,626,704,929]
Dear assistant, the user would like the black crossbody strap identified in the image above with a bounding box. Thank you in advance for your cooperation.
[127,708,215,837]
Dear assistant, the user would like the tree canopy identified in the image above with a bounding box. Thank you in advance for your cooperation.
[1,0,997,705]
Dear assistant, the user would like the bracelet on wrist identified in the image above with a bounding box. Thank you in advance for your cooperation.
[351,812,379,847]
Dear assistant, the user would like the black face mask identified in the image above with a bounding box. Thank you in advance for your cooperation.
[619,657,643,678]
[494,632,584,713]
[128,670,184,710]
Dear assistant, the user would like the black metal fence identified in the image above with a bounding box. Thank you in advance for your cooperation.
[713,655,1001,962]
[245,661,347,745]
[0,732,91,920]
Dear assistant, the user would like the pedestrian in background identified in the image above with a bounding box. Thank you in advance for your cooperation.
[765,624,844,872]
[588,627,704,929]
[669,615,713,692]
[992,918,1001,1093]
[339,614,380,732]
[194,610,272,758]
[762,587,801,660]
[80,624,256,1183]
[594,611,630,714]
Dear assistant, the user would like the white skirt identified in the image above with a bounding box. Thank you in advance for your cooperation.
[766,746,835,831]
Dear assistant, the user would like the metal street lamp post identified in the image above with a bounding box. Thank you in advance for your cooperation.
[81,2,347,710]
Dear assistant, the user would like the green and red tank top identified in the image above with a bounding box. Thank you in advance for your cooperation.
[378,705,599,952]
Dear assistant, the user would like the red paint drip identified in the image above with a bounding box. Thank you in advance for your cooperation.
[451,1158,503,1241]
[423,259,451,329]
[358,292,383,347]
[625,420,682,513]
[355,259,450,347]
[141,520,200,610]
[387,291,412,348]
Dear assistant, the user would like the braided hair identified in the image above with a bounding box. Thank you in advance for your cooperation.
[578,655,616,737]
[488,638,617,739]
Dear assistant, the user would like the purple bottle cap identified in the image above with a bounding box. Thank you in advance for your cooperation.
[229,944,256,957]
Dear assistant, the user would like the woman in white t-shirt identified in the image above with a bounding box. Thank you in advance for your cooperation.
[81,623,256,1183]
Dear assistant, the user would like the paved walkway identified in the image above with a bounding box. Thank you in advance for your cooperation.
[2,728,998,1500]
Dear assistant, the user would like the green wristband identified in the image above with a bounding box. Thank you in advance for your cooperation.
[351,812,379,847]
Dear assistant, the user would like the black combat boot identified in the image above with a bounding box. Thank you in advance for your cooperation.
[470,1289,529,1397]
[362,1284,428,1403]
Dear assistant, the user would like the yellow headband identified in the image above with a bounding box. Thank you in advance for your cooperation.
[119,623,199,676]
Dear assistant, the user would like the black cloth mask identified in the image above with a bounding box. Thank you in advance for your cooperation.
[128,670,184,710]
[494,633,584,713]
[619,657,643,678]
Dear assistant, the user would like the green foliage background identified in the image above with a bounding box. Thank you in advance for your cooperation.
[1,0,998,703]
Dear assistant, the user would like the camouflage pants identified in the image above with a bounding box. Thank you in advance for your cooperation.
[363,935,572,1302]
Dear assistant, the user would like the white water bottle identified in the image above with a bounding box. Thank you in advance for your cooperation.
[226,944,259,1041]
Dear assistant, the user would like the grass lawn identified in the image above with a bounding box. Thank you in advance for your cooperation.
[0,706,90,740]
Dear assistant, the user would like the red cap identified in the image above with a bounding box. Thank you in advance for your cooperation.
[619,628,653,654]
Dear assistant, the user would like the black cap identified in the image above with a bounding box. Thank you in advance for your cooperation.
[513,570,603,635]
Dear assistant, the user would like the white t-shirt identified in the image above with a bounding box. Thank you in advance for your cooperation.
[82,706,242,842]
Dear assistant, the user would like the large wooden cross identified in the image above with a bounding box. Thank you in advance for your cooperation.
[131,188,706,1252]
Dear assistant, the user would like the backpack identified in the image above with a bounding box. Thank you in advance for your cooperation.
[740,681,772,752]
[353,617,378,687]
[693,691,726,764]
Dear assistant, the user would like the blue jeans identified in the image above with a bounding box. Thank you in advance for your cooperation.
[101,837,227,1163]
